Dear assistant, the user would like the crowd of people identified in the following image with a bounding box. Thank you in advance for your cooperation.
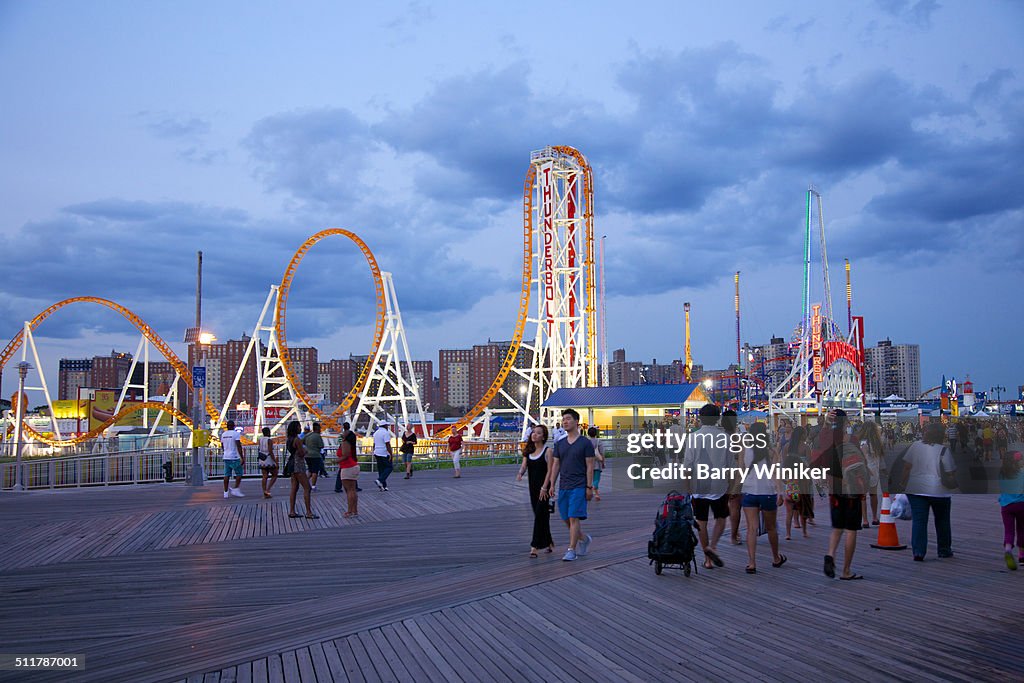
[216,408,1024,574]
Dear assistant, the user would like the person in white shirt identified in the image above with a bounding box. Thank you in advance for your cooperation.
[221,420,245,499]
[897,422,957,561]
[682,404,731,569]
[372,421,394,491]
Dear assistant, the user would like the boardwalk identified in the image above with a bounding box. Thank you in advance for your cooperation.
[0,461,1021,682]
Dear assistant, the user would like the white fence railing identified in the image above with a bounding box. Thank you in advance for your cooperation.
[0,440,535,490]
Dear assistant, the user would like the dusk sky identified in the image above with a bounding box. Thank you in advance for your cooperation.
[1,1,1022,401]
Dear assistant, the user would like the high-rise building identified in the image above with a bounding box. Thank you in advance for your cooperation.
[864,339,920,399]
[607,349,682,386]
[410,360,434,409]
[58,358,93,400]
[439,348,471,413]
[91,351,135,390]
[468,340,535,411]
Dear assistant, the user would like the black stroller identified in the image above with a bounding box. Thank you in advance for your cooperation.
[647,490,699,576]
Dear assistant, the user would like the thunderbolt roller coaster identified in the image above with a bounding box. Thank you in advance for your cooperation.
[2,146,598,448]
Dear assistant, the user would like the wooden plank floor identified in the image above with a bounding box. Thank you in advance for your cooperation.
[1,462,1022,682]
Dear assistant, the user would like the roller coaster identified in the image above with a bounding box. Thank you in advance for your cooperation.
[1,146,599,449]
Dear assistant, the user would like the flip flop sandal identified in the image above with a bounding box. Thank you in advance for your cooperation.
[529,550,538,558]
[772,554,788,568]
[305,514,320,520]
[745,566,757,574]
[705,549,724,567]
[824,555,836,578]
[840,574,864,580]
[288,513,301,518]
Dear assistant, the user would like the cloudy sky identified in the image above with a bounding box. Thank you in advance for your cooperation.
[1,1,1022,401]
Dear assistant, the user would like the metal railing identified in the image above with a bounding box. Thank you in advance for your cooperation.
[0,439,536,490]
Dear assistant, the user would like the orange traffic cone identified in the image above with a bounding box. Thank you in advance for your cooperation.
[870,493,907,550]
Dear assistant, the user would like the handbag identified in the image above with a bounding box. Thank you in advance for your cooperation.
[939,447,958,490]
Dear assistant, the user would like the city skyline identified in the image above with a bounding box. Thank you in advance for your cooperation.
[2,2,1022,399]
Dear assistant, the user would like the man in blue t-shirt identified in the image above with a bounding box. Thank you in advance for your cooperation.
[542,408,595,561]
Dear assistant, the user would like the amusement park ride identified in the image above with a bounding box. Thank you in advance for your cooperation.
[766,187,866,422]
[2,146,875,451]
[0,146,600,449]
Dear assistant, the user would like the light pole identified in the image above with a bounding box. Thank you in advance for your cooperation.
[12,361,31,491]
[990,385,1005,413]
[189,332,215,486]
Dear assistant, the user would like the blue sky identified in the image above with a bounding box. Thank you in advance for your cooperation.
[1,1,1022,400]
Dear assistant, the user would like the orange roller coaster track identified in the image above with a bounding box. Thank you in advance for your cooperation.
[274,229,386,432]
[0,297,217,446]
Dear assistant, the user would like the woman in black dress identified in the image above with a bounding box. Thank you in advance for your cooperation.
[516,424,554,557]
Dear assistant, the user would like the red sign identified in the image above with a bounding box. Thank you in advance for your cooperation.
[822,340,861,372]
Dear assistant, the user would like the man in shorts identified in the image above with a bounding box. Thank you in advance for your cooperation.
[305,422,326,491]
[812,408,867,580]
[682,404,730,569]
[221,420,245,498]
[542,408,595,561]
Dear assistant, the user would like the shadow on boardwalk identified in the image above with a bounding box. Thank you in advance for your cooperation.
[0,463,1020,682]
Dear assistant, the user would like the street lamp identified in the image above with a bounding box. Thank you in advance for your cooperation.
[11,361,31,491]
[990,385,1006,413]
[189,332,216,486]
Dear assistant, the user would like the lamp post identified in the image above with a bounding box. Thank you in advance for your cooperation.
[189,332,215,486]
[12,361,31,491]
[990,385,1005,413]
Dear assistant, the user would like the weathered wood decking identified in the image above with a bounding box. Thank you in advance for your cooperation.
[0,463,1021,682]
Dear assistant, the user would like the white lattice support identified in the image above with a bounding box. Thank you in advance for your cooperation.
[244,285,305,437]
[351,273,429,435]
[20,323,63,441]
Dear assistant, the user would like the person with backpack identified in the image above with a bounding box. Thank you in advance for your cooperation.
[893,421,957,561]
[740,422,786,574]
[811,409,868,580]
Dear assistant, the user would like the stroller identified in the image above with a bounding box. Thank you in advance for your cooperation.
[647,490,699,576]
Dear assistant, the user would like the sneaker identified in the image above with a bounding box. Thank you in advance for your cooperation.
[1004,552,1017,570]
[229,488,245,497]
[561,549,577,562]
[311,485,317,491]
[374,479,384,491]
[383,486,389,491]
[576,534,593,557]
[223,491,230,499]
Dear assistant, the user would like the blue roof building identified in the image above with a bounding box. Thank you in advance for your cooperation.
[542,384,711,431]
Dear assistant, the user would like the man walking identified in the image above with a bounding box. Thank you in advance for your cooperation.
[373,421,394,491]
[221,419,245,498]
[682,404,730,569]
[542,408,595,561]
[305,422,326,491]
[812,408,868,580]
